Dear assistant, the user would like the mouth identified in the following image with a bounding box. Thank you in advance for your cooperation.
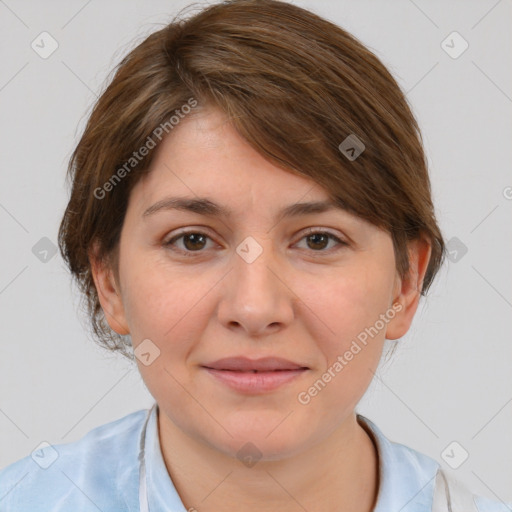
[202,356,309,372]
[207,369,297,373]
[201,356,309,394]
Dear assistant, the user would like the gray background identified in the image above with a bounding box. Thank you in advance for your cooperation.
[1,0,511,504]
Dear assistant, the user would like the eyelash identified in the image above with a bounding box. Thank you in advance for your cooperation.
[163,228,348,258]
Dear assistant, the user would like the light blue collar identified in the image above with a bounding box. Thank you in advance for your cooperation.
[139,403,188,511]
[138,404,440,511]
[357,414,439,512]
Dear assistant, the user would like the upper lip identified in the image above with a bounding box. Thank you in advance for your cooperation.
[202,357,308,372]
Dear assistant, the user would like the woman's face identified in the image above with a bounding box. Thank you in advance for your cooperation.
[95,106,424,460]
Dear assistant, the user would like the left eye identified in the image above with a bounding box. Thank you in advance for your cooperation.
[163,229,346,256]
[295,230,346,252]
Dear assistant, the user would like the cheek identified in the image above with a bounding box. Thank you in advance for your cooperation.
[294,268,392,418]
[120,247,206,338]
[298,261,395,350]
[122,261,211,401]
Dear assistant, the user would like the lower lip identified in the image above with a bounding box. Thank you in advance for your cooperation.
[202,367,308,394]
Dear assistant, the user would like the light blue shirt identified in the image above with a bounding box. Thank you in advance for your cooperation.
[0,403,509,511]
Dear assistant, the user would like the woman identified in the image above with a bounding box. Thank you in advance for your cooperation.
[0,1,508,511]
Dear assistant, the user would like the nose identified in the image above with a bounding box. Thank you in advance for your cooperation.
[216,236,295,337]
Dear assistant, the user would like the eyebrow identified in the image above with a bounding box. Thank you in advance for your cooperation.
[142,196,345,221]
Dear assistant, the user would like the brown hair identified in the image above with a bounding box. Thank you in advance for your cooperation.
[58,0,445,356]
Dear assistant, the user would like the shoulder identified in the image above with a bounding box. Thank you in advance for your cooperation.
[0,408,150,512]
[473,494,512,512]
[435,469,512,512]
[357,415,512,512]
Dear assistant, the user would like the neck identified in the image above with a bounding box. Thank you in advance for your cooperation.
[157,410,379,512]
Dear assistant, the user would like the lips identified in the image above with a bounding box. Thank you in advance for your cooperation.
[201,357,309,394]
[202,356,308,372]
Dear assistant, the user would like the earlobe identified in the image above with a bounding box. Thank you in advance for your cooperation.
[89,242,130,336]
[385,236,432,341]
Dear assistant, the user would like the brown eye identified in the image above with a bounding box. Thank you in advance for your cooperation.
[295,230,347,253]
[306,232,330,250]
[181,233,207,251]
[164,231,213,256]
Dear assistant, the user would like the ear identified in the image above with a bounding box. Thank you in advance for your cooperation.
[385,236,432,340]
[89,241,130,336]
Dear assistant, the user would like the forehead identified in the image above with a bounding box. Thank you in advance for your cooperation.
[130,107,335,217]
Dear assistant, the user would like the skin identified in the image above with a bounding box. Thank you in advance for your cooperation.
[91,106,431,512]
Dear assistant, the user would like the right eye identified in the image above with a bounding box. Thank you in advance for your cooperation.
[163,230,217,257]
